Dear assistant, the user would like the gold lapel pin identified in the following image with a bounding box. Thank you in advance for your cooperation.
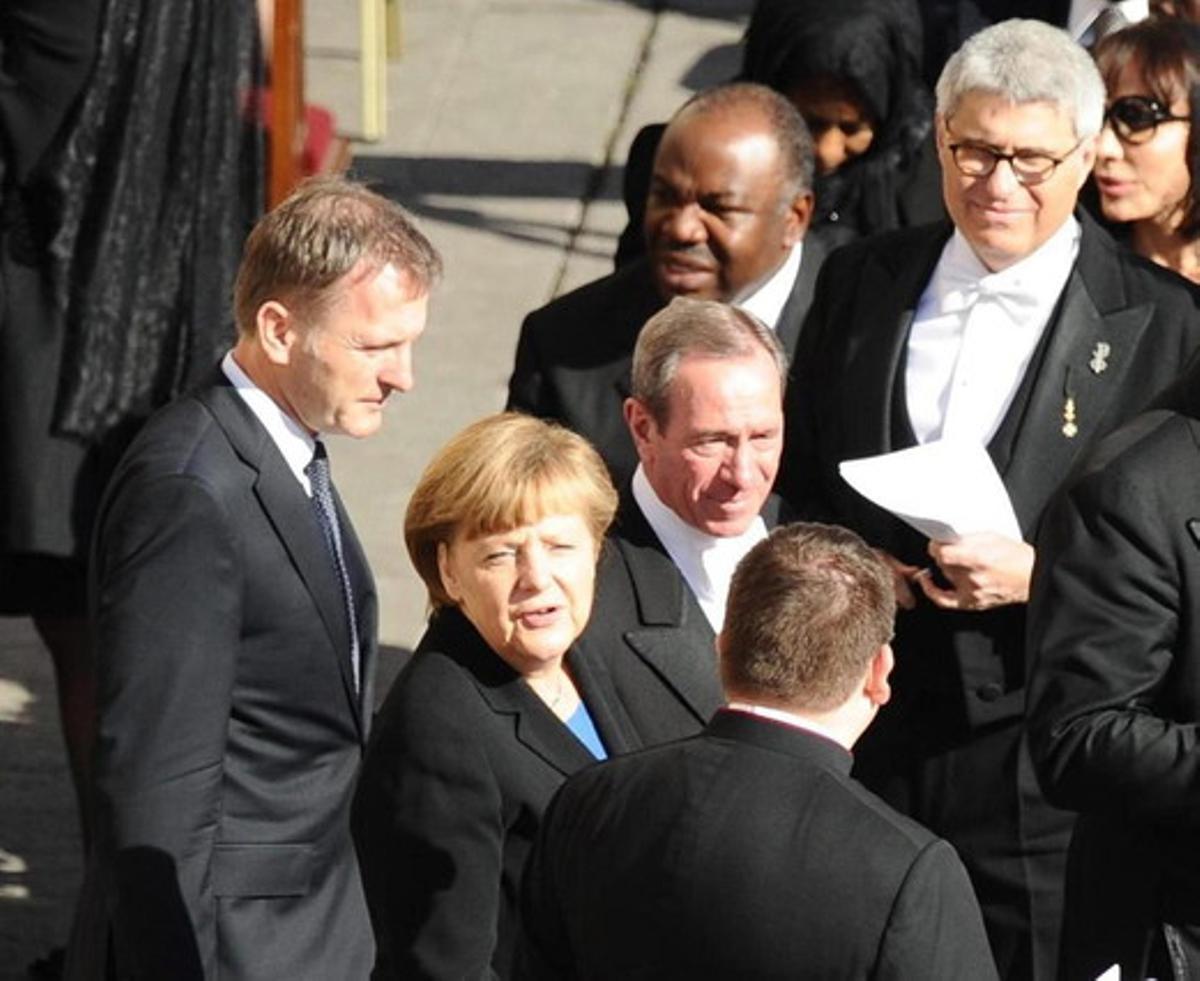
[1062,396,1078,438]
[1089,342,1111,374]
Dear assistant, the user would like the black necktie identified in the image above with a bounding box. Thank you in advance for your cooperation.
[305,441,360,693]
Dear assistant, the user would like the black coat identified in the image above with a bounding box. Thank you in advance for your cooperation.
[1028,373,1200,980]
[519,709,998,980]
[67,374,377,979]
[352,607,639,980]
[506,245,825,486]
[779,211,1200,978]
[574,497,727,747]
[783,213,1200,737]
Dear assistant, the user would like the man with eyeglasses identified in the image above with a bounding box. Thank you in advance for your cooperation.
[780,18,1200,981]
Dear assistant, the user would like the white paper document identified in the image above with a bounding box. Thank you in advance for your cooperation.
[837,439,1022,542]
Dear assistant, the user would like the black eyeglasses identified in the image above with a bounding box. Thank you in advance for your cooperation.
[1104,95,1190,144]
[944,120,1084,186]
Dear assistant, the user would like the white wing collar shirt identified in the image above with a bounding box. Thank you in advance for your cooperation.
[631,464,767,633]
[905,216,1081,447]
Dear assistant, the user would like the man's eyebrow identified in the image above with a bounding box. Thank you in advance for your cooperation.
[954,135,1060,156]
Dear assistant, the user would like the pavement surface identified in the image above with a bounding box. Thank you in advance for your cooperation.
[0,0,751,975]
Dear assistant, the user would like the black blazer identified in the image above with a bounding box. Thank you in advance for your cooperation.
[506,244,827,485]
[519,709,999,980]
[574,497,727,748]
[67,374,377,980]
[351,607,639,980]
[782,212,1200,738]
[1027,380,1200,980]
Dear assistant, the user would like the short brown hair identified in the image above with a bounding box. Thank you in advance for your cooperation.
[405,413,618,609]
[721,522,895,711]
[630,296,786,428]
[234,176,442,335]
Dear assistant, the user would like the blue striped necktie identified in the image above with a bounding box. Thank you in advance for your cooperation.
[305,441,360,693]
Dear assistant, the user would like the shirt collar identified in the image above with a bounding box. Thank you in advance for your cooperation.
[736,241,803,329]
[725,701,847,748]
[222,350,317,494]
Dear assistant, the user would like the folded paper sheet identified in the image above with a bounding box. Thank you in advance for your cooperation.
[838,439,1022,542]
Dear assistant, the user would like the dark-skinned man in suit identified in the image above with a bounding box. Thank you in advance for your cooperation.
[66,178,442,980]
[780,18,1200,979]
[507,81,821,485]
[520,522,997,981]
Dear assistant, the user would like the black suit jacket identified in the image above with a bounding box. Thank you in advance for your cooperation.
[68,374,376,980]
[351,607,639,980]
[519,709,998,980]
[1027,380,1200,980]
[782,213,1200,740]
[574,496,731,747]
[506,245,826,484]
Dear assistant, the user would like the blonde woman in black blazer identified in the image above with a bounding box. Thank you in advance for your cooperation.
[352,413,639,979]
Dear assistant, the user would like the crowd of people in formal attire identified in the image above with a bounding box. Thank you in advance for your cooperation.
[7,0,1200,979]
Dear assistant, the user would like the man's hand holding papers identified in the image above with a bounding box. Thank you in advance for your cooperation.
[839,440,1031,612]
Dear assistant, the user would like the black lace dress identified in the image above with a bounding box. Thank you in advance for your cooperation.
[0,0,263,613]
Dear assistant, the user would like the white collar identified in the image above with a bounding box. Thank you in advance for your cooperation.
[725,702,847,749]
[631,464,767,632]
[736,241,803,330]
[221,351,317,494]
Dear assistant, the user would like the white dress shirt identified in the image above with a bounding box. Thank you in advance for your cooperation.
[905,217,1080,446]
[737,242,803,331]
[632,465,767,633]
[222,351,316,495]
[725,701,845,747]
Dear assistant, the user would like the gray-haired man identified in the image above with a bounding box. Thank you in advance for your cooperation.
[781,18,1200,978]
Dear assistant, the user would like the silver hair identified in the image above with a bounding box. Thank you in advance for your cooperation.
[630,296,787,427]
[935,19,1105,138]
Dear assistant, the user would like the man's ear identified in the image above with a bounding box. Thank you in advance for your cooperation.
[786,191,815,244]
[864,643,894,708]
[934,112,949,152]
[624,397,657,458]
[256,300,298,366]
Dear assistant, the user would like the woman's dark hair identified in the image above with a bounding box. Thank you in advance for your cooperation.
[739,0,932,233]
[1095,20,1200,239]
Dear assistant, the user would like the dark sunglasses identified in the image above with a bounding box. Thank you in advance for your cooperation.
[1104,95,1190,144]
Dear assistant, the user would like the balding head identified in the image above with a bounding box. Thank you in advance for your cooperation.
[644,83,815,302]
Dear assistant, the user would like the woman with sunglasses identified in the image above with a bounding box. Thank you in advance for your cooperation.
[1092,20,1200,281]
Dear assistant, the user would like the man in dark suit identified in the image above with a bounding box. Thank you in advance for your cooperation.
[780,19,1200,980]
[1026,362,1200,981]
[65,179,442,980]
[574,296,786,746]
[520,522,997,980]
[507,81,822,484]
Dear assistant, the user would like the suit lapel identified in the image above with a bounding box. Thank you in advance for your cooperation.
[616,504,722,723]
[197,380,367,738]
[843,225,951,461]
[567,643,641,755]
[1001,219,1155,533]
[776,235,827,358]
